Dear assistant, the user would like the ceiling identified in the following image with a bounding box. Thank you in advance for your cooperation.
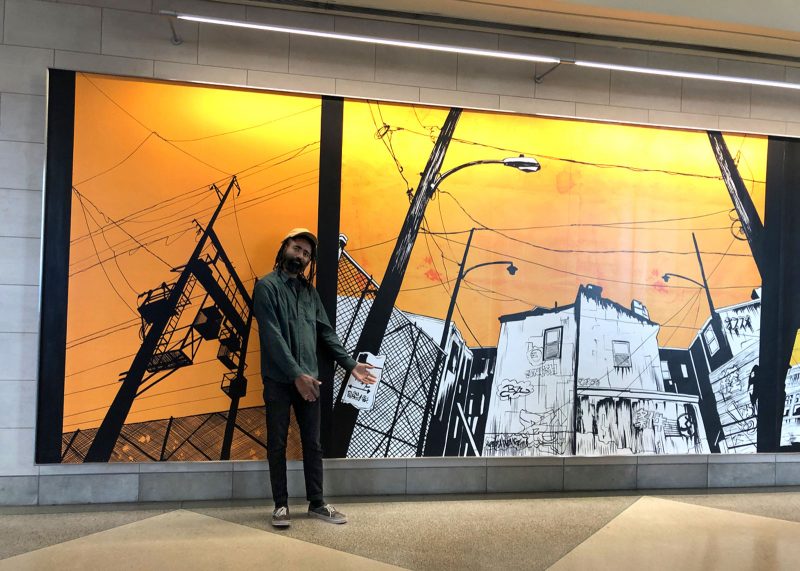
[230,0,800,62]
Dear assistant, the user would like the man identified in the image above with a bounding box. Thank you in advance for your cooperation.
[253,228,376,528]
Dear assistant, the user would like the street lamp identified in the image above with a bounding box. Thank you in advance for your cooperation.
[435,155,541,184]
[661,233,716,315]
[414,156,540,457]
[421,226,520,456]
[661,232,729,359]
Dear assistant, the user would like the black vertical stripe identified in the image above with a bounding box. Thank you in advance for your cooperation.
[36,69,76,463]
[317,96,344,456]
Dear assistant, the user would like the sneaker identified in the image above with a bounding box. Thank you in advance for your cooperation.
[271,506,291,528]
[308,504,348,524]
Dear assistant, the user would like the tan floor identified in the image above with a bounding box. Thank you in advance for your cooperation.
[0,510,404,571]
[2,491,800,570]
[550,497,800,571]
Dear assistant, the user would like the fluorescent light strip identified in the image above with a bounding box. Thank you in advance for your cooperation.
[170,13,561,64]
[168,12,800,92]
[575,60,800,90]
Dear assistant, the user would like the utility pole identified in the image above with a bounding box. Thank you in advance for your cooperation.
[693,233,716,316]
[420,228,517,456]
[420,228,474,456]
[664,232,730,358]
[707,131,765,276]
[326,107,463,457]
[85,177,241,462]
[705,132,800,452]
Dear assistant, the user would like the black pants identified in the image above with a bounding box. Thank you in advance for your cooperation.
[263,379,323,507]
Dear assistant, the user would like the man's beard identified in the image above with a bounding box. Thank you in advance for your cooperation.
[280,250,308,275]
[285,257,305,274]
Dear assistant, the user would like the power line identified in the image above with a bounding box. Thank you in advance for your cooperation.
[66,320,140,350]
[65,291,211,350]
[402,126,767,185]
[369,101,412,196]
[69,141,319,249]
[431,232,758,291]
[72,190,138,317]
[80,73,231,176]
[75,190,140,296]
[69,177,318,277]
[164,104,321,143]
[73,133,156,187]
[74,187,173,269]
[69,166,319,266]
[439,189,750,257]
[231,184,258,281]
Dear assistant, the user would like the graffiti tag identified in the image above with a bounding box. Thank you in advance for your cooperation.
[484,434,531,452]
[524,362,559,379]
[496,379,534,401]
[725,315,753,335]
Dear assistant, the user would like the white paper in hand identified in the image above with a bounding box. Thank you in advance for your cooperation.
[341,352,385,411]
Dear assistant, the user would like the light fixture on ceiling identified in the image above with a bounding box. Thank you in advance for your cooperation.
[574,60,800,91]
[166,13,560,64]
[163,11,800,92]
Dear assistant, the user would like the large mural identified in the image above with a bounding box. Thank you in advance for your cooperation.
[39,72,800,462]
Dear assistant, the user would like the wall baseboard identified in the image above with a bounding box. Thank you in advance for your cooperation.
[2,454,799,506]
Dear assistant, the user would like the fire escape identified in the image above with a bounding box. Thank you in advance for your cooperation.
[84,176,254,462]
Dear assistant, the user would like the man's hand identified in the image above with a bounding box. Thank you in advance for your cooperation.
[294,374,322,401]
[352,363,378,385]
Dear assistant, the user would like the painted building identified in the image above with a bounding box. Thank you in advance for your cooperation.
[483,284,709,457]
[780,364,800,447]
[404,312,474,456]
[690,291,762,453]
[454,347,498,456]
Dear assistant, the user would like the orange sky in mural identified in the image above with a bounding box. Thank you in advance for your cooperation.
[64,74,765,432]
[66,74,320,430]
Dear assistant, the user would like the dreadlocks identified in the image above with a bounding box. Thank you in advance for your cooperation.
[274,238,316,286]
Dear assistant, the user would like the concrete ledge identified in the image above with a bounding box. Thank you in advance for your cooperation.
[324,467,407,496]
[406,465,486,494]
[324,458,408,469]
[637,463,709,489]
[776,462,800,485]
[139,472,232,502]
[485,456,563,467]
[564,464,637,491]
[232,470,270,500]
[565,456,638,466]
[0,475,37,505]
[138,461,232,473]
[39,474,138,505]
[708,454,776,464]
[708,461,776,488]
[407,457,486,468]
[2,453,796,505]
[487,465,563,492]
[39,462,139,475]
[637,454,708,465]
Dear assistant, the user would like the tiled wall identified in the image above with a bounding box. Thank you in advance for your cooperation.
[2,0,800,505]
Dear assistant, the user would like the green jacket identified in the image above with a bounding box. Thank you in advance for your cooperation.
[253,270,357,384]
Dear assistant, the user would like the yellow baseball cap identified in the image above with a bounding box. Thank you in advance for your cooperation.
[283,227,318,247]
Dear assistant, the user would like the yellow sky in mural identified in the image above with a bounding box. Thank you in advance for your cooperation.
[341,101,764,350]
[65,74,765,433]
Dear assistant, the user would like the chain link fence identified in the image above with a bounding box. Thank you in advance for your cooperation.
[61,406,303,462]
[333,246,443,457]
